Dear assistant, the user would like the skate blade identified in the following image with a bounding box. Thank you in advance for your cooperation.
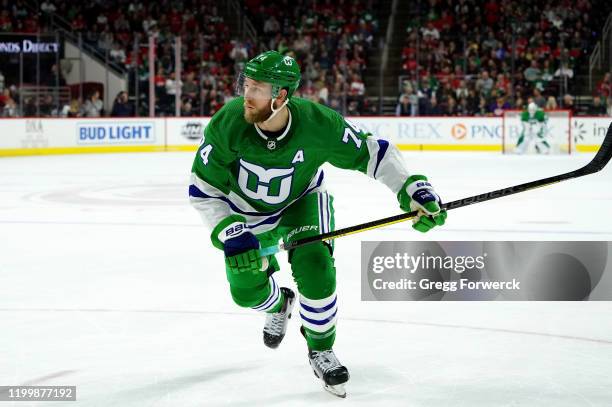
[323,383,346,398]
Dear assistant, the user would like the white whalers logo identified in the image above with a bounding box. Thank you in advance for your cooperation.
[238,159,294,204]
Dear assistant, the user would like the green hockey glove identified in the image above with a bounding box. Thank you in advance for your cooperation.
[397,175,447,233]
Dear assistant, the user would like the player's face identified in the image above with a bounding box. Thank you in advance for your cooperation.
[242,78,273,124]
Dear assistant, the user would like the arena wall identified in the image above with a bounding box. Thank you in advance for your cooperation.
[0,117,607,157]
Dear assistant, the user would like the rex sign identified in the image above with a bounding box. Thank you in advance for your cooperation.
[348,117,502,145]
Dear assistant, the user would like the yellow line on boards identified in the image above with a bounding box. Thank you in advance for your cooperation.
[165,145,200,152]
[576,145,600,153]
[396,144,501,151]
[397,144,601,152]
[0,144,601,157]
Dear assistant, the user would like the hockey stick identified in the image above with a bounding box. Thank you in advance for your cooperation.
[260,122,612,257]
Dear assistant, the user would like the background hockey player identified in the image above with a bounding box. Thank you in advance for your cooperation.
[516,102,550,154]
[188,50,447,397]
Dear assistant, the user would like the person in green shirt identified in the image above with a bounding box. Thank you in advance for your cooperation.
[189,50,447,397]
[516,102,549,154]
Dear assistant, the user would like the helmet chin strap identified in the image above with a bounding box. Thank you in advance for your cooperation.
[262,97,289,124]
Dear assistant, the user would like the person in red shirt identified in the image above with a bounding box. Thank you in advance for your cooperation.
[435,10,454,32]
[245,0,262,11]
[72,14,85,31]
[484,0,499,26]
[168,10,182,33]
[0,10,12,31]
[185,11,197,31]
[597,73,610,99]
[23,15,39,33]
[154,67,166,90]
[0,88,9,107]
[495,73,510,95]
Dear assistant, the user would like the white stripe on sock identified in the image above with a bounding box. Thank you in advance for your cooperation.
[300,314,337,333]
[252,276,280,312]
[300,292,336,308]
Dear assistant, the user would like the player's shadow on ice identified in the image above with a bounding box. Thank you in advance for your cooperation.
[105,364,260,403]
[227,391,335,406]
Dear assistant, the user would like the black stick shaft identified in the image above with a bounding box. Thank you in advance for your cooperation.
[282,122,612,252]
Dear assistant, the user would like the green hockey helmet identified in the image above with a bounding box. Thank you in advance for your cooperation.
[238,50,301,100]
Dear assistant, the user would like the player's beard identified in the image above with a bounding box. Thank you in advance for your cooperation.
[243,101,272,124]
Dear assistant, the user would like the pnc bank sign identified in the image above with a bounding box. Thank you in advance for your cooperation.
[0,40,59,53]
[451,123,468,140]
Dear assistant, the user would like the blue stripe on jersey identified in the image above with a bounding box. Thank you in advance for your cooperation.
[250,213,282,228]
[318,193,325,234]
[189,170,325,218]
[373,139,389,179]
[326,192,331,233]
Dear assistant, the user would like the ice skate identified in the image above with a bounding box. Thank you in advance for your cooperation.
[308,347,350,398]
[263,287,295,348]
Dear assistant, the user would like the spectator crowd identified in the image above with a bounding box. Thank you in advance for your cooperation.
[0,0,381,117]
[245,0,380,114]
[0,0,610,117]
[396,0,612,116]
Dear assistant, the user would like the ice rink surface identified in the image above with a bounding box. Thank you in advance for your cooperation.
[1,151,612,406]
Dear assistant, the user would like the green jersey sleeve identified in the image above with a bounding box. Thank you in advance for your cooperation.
[326,114,411,194]
[191,122,235,195]
[325,115,372,173]
[189,120,237,230]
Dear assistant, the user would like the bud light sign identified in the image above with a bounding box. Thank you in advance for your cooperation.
[77,122,155,145]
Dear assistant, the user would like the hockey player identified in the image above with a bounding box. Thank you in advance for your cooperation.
[188,50,447,397]
[516,102,550,154]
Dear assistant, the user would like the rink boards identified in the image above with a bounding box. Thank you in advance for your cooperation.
[0,116,608,156]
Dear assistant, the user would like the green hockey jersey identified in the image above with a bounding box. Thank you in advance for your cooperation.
[520,109,547,137]
[189,96,410,235]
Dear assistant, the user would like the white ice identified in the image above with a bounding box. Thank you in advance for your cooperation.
[1,151,612,406]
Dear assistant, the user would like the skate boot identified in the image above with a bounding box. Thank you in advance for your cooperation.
[308,347,350,398]
[301,325,350,398]
[263,287,295,348]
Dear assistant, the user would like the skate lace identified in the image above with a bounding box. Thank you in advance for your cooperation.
[264,310,285,336]
[312,350,341,374]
